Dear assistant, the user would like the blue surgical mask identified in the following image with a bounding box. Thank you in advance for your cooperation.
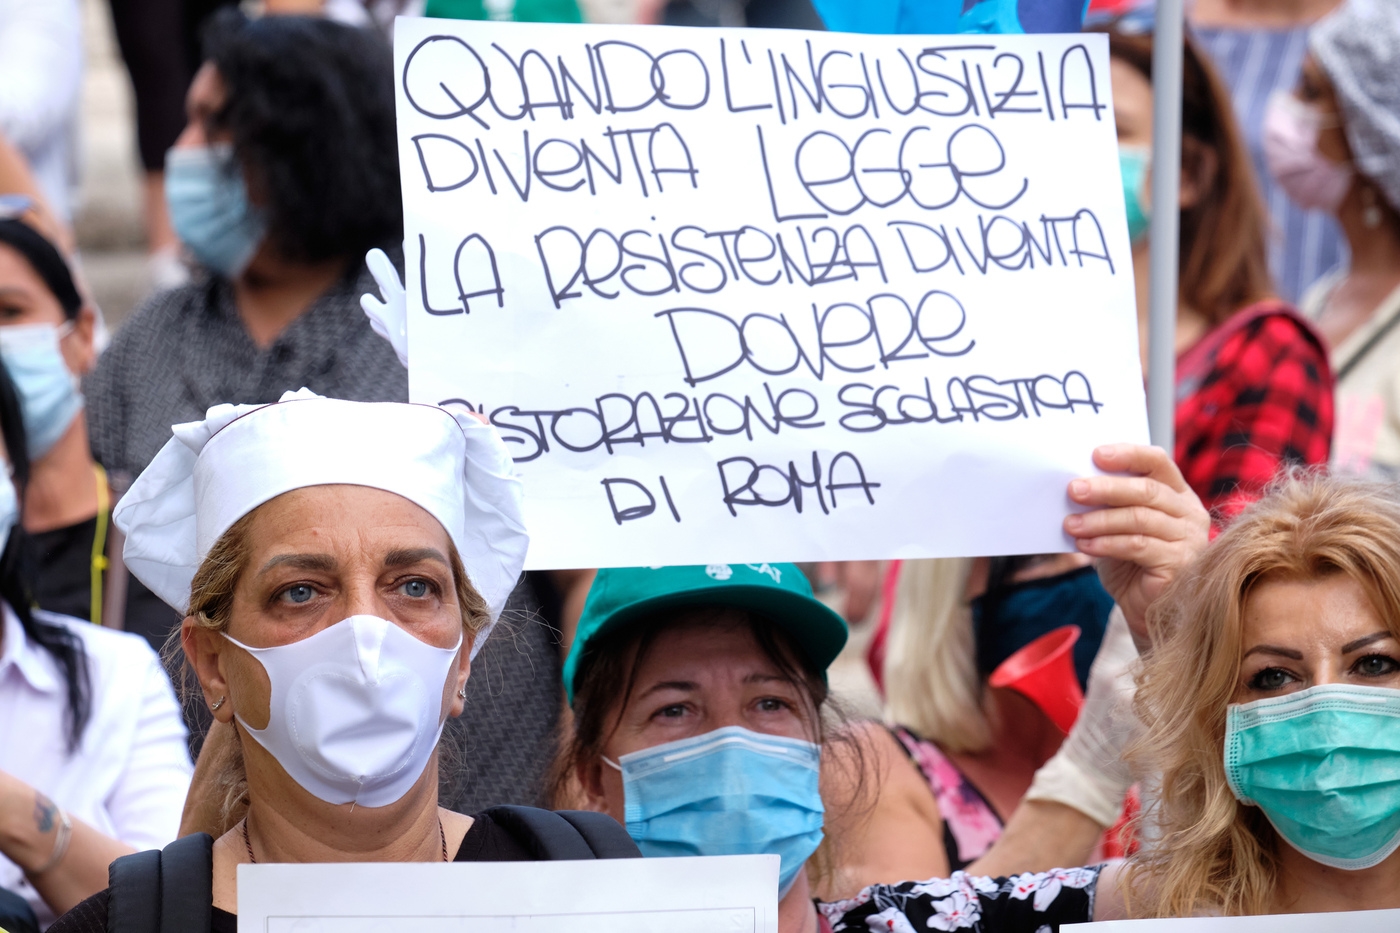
[0,323,83,459]
[1119,145,1151,245]
[607,726,824,896]
[972,564,1113,689]
[165,143,266,278]
[1225,684,1400,870]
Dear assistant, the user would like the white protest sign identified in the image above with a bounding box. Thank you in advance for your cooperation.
[237,854,777,932]
[395,19,1148,569]
[1071,908,1400,931]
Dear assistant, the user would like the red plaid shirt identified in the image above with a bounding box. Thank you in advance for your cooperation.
[1175,301,1334,524]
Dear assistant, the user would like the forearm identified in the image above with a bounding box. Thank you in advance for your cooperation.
[966,799,1104,876]
[0,777,134,915]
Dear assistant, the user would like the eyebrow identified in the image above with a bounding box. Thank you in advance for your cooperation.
[382,547,450,570]
[258,553,336,575]
[637,680,698,700]
[1241,644,1304,661]
[743,673,789,686]
[1342,631,1394,654]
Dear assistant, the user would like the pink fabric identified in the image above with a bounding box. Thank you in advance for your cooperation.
[893,727,1003,866]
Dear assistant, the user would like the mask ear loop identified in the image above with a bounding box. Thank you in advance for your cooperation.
[602,757,622,772]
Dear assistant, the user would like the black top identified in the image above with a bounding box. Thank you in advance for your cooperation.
[28,516,99,622]
[50,812,537,933]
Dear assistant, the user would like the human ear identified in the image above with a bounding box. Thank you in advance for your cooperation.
[183,617,234,723]
[1178,139,1218,211]
[61,305,98,376]
[449,640,471,717]
[576,757,611,812]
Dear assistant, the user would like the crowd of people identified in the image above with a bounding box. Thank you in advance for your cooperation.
[0,0,1399,931]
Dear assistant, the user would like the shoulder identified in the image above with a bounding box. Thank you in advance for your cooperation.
[34,609,173,705]
[1221,305,1326,359]
[1210,304,1330,382]
[819,866,1102,933]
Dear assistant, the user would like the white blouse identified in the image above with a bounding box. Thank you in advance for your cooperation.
[0,603,191,926]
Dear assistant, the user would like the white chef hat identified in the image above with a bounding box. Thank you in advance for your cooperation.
[113,389,527,657]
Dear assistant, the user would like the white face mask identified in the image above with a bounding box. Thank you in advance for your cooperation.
[224,614,462,808]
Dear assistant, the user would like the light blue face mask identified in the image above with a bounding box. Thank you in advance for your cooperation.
[1225,683,1400,870]
[0,323,83,459]
[1119,145,1151,246]
[165,143,266,278]
[607,726,824,896]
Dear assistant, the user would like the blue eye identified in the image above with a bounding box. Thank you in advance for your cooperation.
[284,584,315,604]
[401,579,430,598]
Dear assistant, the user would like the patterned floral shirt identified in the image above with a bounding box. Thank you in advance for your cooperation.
[819,865,1100,933]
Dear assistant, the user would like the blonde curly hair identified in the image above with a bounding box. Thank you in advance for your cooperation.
[1126,473,1400,917]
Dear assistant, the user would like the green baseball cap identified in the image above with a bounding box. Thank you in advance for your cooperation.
[563,563,849,704]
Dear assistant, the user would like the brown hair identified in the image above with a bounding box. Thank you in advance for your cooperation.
[181,503,492,826]
[1108,30,1275,325]
[1125,473,1400,916]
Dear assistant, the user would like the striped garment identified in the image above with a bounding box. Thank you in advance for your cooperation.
[1194,23,1347,303]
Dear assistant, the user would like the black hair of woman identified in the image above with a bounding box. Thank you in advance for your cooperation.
[200,10,403,265]
[0,357,90,750]
[0,221,82,321]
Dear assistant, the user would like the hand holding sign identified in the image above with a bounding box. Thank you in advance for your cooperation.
[395,20,1149,569]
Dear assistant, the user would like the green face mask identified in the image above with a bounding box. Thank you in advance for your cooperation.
[1118,145,1151,245]
[1225,684,1400,870]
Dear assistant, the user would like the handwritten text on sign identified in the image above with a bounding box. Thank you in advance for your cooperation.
[395,20,1149,568]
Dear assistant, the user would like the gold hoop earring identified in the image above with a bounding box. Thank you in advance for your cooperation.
[210,696,227,712]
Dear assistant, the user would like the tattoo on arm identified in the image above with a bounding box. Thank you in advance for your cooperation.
[33,793,57,834]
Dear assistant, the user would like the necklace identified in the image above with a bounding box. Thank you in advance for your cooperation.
[242,817,449,862]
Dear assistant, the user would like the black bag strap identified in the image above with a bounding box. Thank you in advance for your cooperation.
[107,834,212,933]
[553,810,643,859]
[157,834,213,933]
[483,806,641,861]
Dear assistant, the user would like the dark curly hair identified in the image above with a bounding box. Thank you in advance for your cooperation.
[202,11,402,264]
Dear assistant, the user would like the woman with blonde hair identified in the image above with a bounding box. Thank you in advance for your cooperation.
[1123,472,1400,916]
[820,470,1400,927]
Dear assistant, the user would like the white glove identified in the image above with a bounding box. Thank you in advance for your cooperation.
[360,247,408,368]
[1024,605,1141,828]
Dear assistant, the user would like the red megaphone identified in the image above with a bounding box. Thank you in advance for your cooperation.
[988,625,1084,734]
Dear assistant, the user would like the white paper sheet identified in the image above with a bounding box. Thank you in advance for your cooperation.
[1071,908,1400,931]
[395,19,1149,569]
[237,854,778,933]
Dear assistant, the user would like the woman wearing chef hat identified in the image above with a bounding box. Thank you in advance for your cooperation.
[49,390,635,933]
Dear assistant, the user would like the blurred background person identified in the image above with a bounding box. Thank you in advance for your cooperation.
[0,354,190,929]
[0,2,82,226]
[1279,1,1400,477]
[104,0,236,291]
[85,11,407,653]
[832,553,1122,894]
[90,11,567,814]
[0,219,123,628]
[1110,27,1332,521]
[1191,0,1346,304]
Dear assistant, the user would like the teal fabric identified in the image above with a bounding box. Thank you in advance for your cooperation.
[1119,145,1151,245]
[613,726,823,895]
[564,563,847,703]
[1225,684,1400,870]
